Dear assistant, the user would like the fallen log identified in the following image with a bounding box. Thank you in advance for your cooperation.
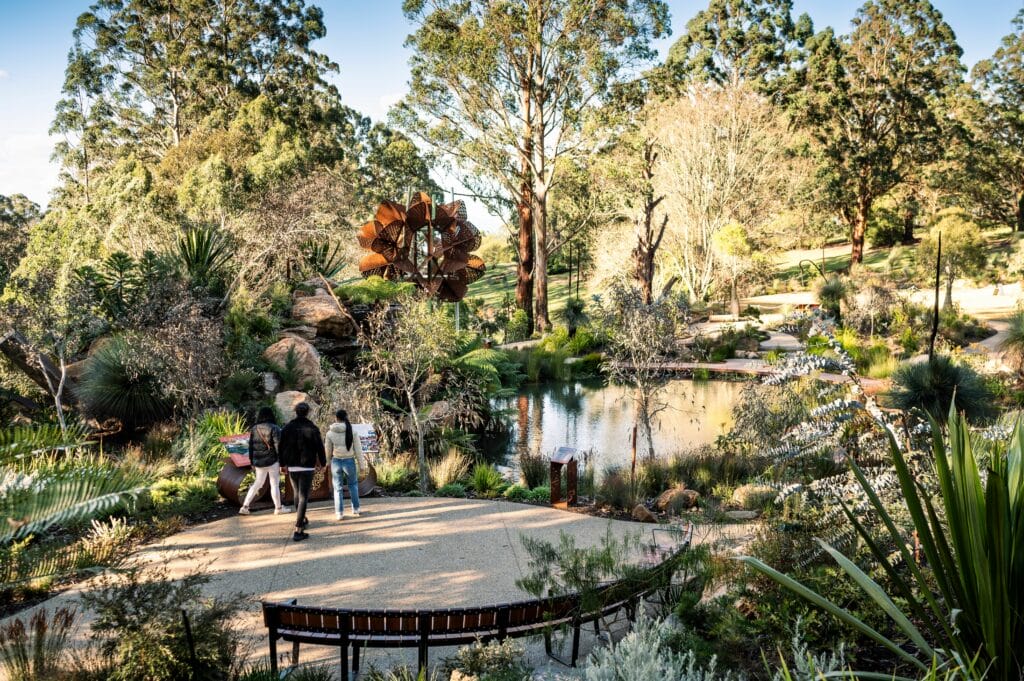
[0,329,77,405]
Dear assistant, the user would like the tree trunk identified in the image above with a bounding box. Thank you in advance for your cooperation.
[944,265,954,310]
[633,243,655,305]
[516,188,535,336]
[851,197,870,265]
[1016,191,1024,233]
[409,394,427,493]
[730,278,740,318]
[533,188,551,333]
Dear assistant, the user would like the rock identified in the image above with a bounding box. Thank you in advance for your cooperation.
[725,510,759,521]
[262,372,280,394]
[450,671,479,681]
[280,325,317,342]
[274,391,319,422]
[655,486,700,513]
[731,484,776,511]
[290,295,356,339]
[263,337,324,387]
[631,504,657,523]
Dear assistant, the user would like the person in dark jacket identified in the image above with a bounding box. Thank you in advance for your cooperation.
[278,402,326,541]
[239,406,291,515]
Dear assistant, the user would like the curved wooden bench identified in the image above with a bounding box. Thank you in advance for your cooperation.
[261,528,691,680]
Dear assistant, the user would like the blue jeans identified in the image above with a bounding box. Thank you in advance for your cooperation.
[331,458,360,515]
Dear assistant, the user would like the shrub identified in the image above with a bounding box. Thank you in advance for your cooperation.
[889,355,993,423]
[376,455,418,494]
[566,326,598,355]
[80,564,243,681]
[436,483,467,498]
[219,370,260,407]
[596,467,635,510]
[504,309,530,343]
[637,459,672,498]
[428,450,472,490]
[470,463,504,498]
[503,484,529,501]
[142,477,218,518]
[334,276,415,305]
[539,327,570,352]
[78,336,173,428]
[816,276,847,320]
[525,486,550,503]
[78,517,137,570]
[517,452,548,489]
[444,638,529,681]
[0,607,77,681]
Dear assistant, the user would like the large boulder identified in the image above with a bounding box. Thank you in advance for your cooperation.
[274,391,320,422]
[263,337,324,388]
[731,484,776,511]
[290,294,357,339]
[655,485,700,514]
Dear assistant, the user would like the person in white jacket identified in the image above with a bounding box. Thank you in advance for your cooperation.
[326,409,362,520]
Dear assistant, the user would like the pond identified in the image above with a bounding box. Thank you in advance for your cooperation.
[481,379,747,474]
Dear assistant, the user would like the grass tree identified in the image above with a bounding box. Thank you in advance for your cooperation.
[998,307,1024,374]
[361,295,456,493]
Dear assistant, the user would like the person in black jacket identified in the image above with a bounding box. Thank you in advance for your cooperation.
[239,406,291,516]
[278,402,326,541]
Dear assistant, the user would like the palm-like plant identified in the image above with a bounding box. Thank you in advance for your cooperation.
[998,308,1024,374]
[816,275,847,321]
[175,226,232,292]
[557,297,589,339]
[77,335,173,428]
[300,240,347,280]
[1,426,153,588]
[740,406,1024,681]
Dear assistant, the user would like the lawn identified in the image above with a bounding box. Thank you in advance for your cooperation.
[466,262,578,319]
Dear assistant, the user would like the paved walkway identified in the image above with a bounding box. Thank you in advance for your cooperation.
[5,497,752,679]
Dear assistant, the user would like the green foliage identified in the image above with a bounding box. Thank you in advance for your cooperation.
[470,463,504,498]
[435,483,467,498]
[502,484,529,501]
[80,564,243,681]
[525,486,550,503]
[174,410,247,478]
[376,455,419,494]
[174,226,232,293]
[74,250,177,325]
[300,240,346,280]
[142,477,218,518]
[451,348,522,393]
[556,297,589,339]
[504,309,530,343]
[219,370,260,407]
[0,193,39,290]
[78,335,173,428]
[0,607,78,681]
[266,346,305,392]
[741,408,1024,680]
[889,355,993,423]
[816,276,847,320]
[335,276,414,305]
[998,307,1024,372]
[918,209,989,306]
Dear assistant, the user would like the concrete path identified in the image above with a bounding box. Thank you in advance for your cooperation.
[4,498,753,679]
[759,331,802,352]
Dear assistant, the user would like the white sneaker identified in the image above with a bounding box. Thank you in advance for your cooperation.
[335,513,344,520]
[350,511,360,518]
[238,507,250,515]
[274,506,293,515]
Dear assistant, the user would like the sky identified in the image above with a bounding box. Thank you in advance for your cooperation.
[1,0,1022,231]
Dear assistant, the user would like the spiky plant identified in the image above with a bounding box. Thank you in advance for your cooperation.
[77,336,173,428]
[741,406,1024,681]
[998,307,1024,375]
[816,275,847,321]
[556,297,589,339]
[889,354,993,423]
[175,226,232,292]
[300,240,346,280]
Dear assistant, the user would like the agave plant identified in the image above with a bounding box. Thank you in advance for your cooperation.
[740,405,1024,681]
[175,226,232,292]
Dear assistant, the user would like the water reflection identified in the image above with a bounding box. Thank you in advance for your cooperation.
[484,379,744,472]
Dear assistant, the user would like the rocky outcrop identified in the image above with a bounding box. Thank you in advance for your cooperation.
[731,484,776,511]
[654,486,700,514]
[290,294,357,339]
[263,337,324,387]
[274,391,320,422]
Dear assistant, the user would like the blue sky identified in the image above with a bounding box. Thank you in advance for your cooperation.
[1,0,1022,229]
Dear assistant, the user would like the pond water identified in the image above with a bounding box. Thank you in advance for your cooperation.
[481,379,747,474]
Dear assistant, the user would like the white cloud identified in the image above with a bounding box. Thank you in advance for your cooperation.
[0,132,59,206]
[0,69,9,80]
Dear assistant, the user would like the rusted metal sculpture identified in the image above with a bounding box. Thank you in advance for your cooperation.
[357,193,486,302]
